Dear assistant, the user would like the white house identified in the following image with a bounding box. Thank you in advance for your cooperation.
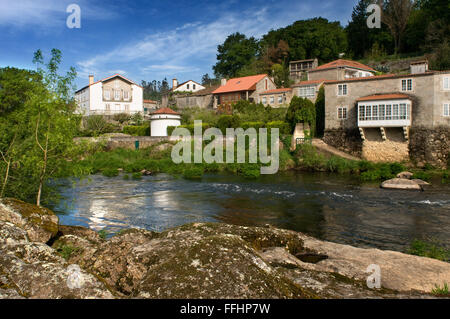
[150,108,181,137]
[172,79,205,93]
[75,74,144,115]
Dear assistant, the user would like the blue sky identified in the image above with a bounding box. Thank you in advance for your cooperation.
[0,0,358,90]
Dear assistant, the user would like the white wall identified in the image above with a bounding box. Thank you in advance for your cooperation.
[173,81,205,93]
[150,114,181,136]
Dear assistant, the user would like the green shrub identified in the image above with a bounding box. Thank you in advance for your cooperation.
[102,168,119,177]
[217,114,241,133]
[171,123,210,135]
[123,174,130,180]
[407,239,449,261]
[183,166,204,179]
[123,125,149,136]
[240,164,260,178]
[412,171,431,181]
[241,121,264,131]
[98,229,108,239]
[113,113,131,124]
[266,121,291,135]
[132,172,142,180]
[431,283,449,296]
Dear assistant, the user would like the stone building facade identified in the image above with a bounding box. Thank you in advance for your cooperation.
[323,70,450,167]
[259,88,292,107]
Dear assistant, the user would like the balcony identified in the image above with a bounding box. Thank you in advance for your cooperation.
[357,96,411,128]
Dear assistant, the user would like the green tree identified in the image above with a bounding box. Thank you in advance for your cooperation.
[213,33,259,78]
[315,86,325,137]
[286,96,316,136]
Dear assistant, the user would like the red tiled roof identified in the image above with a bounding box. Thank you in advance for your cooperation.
[292,79,327,87]
[311,59,375,72]
[152,107,180,115]
[212,74,268,94]
[143,99,157,103]
[357,94,410,102]
[260,88,292,95]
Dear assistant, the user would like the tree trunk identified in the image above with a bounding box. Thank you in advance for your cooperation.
[1,160,10,198]
[36,117,50,207]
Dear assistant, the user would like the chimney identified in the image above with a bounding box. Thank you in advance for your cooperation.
[89,75,94,85]
[221,78,227,86]
[410,60,428,74]
[172,78,178,89]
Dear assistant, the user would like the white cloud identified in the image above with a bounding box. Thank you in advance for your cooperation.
[0,0,117,28]
[76,1,344,83]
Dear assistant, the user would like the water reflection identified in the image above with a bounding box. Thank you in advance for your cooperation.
[51,172,450,252]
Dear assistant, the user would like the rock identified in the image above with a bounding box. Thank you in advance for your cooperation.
[411,179,430,186]
[153,143,173,153]
[381,178,422,190]
[396,171,414,179]
[140,170,153,176]
[0,198,59,243]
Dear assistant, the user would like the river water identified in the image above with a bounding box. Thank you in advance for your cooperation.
[51,172,450,252]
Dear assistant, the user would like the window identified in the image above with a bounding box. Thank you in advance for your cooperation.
[338,107,347,120]
[399,103,407,119]
[187,84,190,90]
[193,84,196,90]
[365,105,371,120]
[278,95,283,104]
[372,105,378,120]
[444,103,450,117]
[385,104,392,120]
[104,90,111,100]
[392,104,399,120]
[401,79,413,91]
[114,90,120,100]
[359,105,365,121]
[444,77,450,90]
[299,86,315,97]
[338,84,347,96]
[379,104,385,120]
[270,96,274,104]
[262,97,267,104]
[123,91,129,100]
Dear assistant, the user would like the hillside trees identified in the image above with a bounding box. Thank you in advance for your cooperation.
[286,96,316,136]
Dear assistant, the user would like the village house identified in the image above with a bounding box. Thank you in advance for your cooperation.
[173,85,220,109]
[323,61,450,167]
[308,59,376,81]
[75,74,143,115]
[259,88,292,107]
[212,74,276,107]
[150,107,181,137]
[172,79,205,93]
[289,58,318,81]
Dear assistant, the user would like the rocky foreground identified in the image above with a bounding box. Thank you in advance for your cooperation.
[0,198,449,299]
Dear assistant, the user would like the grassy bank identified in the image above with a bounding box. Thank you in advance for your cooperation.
[294,144,449,183]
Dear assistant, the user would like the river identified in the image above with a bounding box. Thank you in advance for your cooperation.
[50,172,450,253]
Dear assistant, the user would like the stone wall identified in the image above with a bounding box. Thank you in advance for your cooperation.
[409,127,450,168]
[323,128,362,157]
[361,128,409,163]
[175,94,214,109]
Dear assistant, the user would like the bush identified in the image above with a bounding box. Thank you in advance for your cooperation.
[239,164,260,178]
[183,166,204,179]
[407,239,449,261]
[266,121,291,135]
[132,172,142,180]
[241,121,264,131]
[217,115,241,134]
[123,125,150,136]
[412,171,431,181]
[102,168,119,177]
[286,96,316,136]
[172,123,210,135]
[84,116,121,136]
[130,113,144,125]
[113,113,131,124]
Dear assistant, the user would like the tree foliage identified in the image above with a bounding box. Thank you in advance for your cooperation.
[286,96,316,136]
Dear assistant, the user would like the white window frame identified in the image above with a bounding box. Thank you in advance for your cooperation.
[444,77,450,90]
[114,90,120,100]
[444,103,450,117]
[278,95,283,104]
[123,91,129,100]
[262,96,267,104]
[401,79,413,92]
[270,96,274,104]
[338,84,347,96]
[337,106,347,120]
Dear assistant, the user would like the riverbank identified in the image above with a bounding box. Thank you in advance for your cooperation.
[1,198,449,299]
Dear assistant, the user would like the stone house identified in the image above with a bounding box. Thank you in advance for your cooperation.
[212,74,276,107]
[143,99,158,115]
[308,59,376,81]
[174,85,220,109]
[75,74,143,116]
[323,64,450,167]
[289,58,318,81]
[259,88,292,107]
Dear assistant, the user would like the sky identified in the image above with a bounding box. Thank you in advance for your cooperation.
[0,0,358,90]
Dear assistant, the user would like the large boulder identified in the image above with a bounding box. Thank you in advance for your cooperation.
[381,178,423,190]
[0,198,58,243]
